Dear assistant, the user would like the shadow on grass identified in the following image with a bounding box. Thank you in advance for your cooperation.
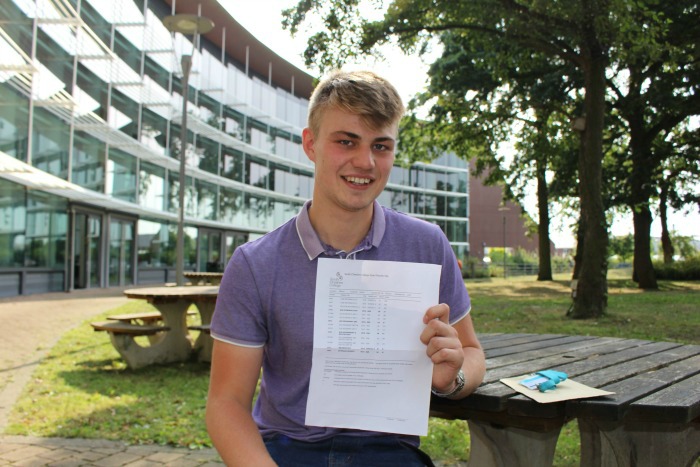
[31,358,215,447]
[42,401,212,448]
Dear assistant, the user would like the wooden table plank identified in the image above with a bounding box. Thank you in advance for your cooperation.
[485,336,630,373]
[479,333,562,350]
[625,372,700,423]
[569,351,700,420]
[549,341,681,377]
[571,344,700,389]
[485,334,587,358]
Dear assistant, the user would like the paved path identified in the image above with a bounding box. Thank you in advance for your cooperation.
[0,287,223,466]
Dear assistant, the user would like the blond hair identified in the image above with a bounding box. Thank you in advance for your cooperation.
[307,70,405,135]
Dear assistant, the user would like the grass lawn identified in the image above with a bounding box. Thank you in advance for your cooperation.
[5,271,700,466]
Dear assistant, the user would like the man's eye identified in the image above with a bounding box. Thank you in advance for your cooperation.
[338,140,353,146]
[373,144,391,151]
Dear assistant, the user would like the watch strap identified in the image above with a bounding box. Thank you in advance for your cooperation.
[431,369,465,398]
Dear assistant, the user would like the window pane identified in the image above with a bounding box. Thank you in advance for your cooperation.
[107,149,137,202]
[168,171,195,216]
[219,187,244,225]
[139,161,166,210]
[0,83,30,161]
[247,158,270,189]
[222,148,244,182]
[195,179,217,220]
[195,135,220,175]
[25,191,67,268]
[140,108,169,155]
[137,219,171,267]
[32,107,70,179]
[0,179,27,267]
[72,131,105,192]
[245,193,270,229]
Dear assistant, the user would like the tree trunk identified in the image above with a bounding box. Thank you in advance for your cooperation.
[659,188,674,263]
[537,156,553,281]
[572,217,584,281]
[626,105,659,289]
[632,206,659,289]
[569,48,608,319]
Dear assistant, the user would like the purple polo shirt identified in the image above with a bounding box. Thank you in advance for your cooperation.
[211,200,471,444]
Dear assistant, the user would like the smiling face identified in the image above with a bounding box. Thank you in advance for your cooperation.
[303,107,397,219]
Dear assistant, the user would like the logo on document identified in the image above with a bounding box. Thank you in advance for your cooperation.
[329,272,343,288]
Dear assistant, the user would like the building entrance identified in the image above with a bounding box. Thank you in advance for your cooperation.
[73,211,102,289]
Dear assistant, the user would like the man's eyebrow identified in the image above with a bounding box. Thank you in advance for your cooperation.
[330,131,396,143]
[331,130,361,139]
[373,136,396,143]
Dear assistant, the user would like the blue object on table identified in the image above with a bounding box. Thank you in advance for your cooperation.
[536,370,568,392]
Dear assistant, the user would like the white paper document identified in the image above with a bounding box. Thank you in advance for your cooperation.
[305,258,441,436]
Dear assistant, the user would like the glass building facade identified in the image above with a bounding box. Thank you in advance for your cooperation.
[0,0,468,297]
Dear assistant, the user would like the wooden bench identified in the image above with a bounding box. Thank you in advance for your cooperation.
[187,323,210,333]
[91,320,170,345]
[183,272,223,285]
[91,321,173,369]
[106,313,164,325]
[107,310,196,325]
[91,321,170,335]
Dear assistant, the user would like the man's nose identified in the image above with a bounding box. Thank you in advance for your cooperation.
[353,146,375,169]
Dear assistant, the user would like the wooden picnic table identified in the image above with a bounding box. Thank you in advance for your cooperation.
[102,286,219,369]
[430,333,700,467]
[183,271,224,285]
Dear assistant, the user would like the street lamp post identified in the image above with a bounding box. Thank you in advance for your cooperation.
[499,205,509,279]
[163,14,214,286]
[503,215,507,278]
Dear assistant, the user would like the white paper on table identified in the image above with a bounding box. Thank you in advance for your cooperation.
[305,258,441,436]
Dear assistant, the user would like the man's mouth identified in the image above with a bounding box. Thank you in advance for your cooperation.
[343,176,372,185]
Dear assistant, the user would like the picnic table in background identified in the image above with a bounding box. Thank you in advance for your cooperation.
[91,286,218,369]
[430,333,700,467]
[183,271,224,285]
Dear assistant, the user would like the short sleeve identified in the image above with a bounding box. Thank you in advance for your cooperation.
[437,233,471,325]
[210,247,267,347]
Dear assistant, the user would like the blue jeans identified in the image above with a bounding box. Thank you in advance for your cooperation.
[263,434,434,467]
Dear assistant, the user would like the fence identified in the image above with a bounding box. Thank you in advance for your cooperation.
[464,261,573,279]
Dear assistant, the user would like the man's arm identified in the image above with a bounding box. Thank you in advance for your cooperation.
[206,340,276,466]
[421,305,486,398]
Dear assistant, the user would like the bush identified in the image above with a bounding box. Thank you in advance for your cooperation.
[462,257,490,278]
[654,257,700,280]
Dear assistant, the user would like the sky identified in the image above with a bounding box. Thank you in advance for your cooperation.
[219,0,698,249]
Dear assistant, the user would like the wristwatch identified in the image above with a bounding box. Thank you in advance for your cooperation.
[431,369,466,398]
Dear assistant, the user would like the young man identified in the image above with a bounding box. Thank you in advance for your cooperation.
[206,70,485,466]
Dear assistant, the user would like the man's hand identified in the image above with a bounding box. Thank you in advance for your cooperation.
[420,303,465,393]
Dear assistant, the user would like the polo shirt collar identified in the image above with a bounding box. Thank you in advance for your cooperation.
[295,199,386,260]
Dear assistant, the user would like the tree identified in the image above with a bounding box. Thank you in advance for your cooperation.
[284,0,647,318]
[399,31,582,283]
[654,128,700,264]
[605,0,700,289]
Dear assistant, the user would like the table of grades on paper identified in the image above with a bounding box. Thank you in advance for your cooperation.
[327,288,425,353]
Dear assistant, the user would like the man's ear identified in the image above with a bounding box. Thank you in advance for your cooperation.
[302,127,316,163]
